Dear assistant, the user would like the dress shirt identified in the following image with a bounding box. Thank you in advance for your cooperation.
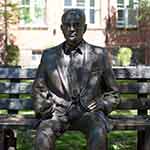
[62,41,85,101]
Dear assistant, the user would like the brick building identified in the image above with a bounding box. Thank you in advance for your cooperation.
[6,0,149,67]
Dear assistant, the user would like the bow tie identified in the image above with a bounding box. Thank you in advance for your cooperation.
[64,47,82,55]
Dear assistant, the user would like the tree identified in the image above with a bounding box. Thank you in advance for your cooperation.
[0,0,19,65]
[5,34,19,65]
[105,0,150,65]
[138,0,150,27]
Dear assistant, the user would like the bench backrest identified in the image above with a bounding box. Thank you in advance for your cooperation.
[1,66,150,150]
[0,66,150,112]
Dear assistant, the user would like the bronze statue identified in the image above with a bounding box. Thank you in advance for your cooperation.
[32,9,120,150]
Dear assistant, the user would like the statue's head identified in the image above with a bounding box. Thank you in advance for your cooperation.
[61,9,87,48]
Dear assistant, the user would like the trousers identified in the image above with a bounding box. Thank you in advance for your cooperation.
[35,111,108,150]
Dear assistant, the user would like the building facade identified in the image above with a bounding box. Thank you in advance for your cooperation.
[8,0,145,67]
[9,0,108,67]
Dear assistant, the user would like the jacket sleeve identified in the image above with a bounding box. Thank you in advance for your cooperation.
[99,49,120,114]
[32,51,54,119]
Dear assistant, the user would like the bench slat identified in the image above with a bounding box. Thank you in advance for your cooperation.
[0,97,149,111]
[0,82,32,94]
[118,83,150,93]
[0,115,149,131]
[117,98,150,109]
[0,82,150,94]
[0,66,150,80]
[0,115,38,129]
[113,66,150,79]
[0,98,33,110]
[110,115,150,130]
[0,68,36,79]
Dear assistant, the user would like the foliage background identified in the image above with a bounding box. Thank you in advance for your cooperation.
[17,130,136,150]
[0,0,19,65]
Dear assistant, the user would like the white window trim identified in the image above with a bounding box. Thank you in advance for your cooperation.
[116,0,139,28]
[64,0,101,28]
[31,51,42,67]
[19,0,47,28]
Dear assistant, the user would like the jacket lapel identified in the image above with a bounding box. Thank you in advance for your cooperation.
[53,42,96,99]
[79,43,94,96]
[56,45,70,96]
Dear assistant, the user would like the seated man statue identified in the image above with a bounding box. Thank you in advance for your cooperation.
[32,9,120,150]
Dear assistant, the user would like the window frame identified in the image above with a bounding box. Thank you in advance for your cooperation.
[31,50,42,67]
[116,0,139,28]
[64,0,101,28]
[19,0,47,28]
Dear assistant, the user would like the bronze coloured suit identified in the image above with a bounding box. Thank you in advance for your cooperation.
[32,40,120,150]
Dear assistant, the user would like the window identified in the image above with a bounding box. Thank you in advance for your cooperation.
[19,0,47,27]
[117,0,139,28]
[32,51,42,67]
[64,0,101,27]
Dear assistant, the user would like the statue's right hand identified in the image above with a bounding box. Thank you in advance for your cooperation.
[35,98,54,119]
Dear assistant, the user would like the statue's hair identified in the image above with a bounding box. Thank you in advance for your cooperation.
[61,9,86,24]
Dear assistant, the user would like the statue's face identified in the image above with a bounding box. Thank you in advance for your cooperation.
[61,11,87,48]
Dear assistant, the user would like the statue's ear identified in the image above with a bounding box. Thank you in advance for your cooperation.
[60,24,65,34]
[60,24,63,31]
[84,24,87,33]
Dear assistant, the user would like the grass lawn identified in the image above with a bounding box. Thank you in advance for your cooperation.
[17,130,137,150]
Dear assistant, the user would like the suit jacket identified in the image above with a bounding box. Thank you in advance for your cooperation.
[32,40,120,118]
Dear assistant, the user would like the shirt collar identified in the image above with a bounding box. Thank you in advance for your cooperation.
[62,40,85,55]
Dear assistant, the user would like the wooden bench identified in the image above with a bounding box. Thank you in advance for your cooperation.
[0,66,150,150]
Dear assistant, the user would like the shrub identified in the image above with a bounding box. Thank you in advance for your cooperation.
[5,43,19,65]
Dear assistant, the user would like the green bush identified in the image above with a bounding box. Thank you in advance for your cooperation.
[117,47,132,66]
[108,131,136,150]
[16,130,136,150]
[5,44,19,65]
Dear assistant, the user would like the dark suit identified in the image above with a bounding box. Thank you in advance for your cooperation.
[32,40,120,150]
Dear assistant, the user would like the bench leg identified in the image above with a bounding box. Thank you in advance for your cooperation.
[0,129,5,150]
[137,128,150,150]
[4,129,16,150]
[144,128,150,150]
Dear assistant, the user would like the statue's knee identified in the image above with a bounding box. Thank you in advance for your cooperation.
[38,124,55,142]
[36,127,55,150]
[35,133,51,150]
